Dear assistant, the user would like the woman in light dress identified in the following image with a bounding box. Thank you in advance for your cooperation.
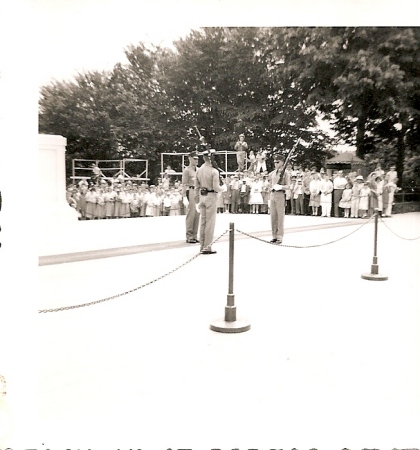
[339,183,353,218]
[358,183,371,218]
[249,174,263,214]
[309,173,322,216]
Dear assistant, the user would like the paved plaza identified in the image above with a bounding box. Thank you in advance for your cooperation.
[35,212,420,449]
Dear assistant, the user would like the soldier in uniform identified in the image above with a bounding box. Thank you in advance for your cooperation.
[182,151,200,243]
[195,149,222,254]
[268,155,291,244]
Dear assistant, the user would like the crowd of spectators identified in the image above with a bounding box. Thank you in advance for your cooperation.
[66,160,400,220]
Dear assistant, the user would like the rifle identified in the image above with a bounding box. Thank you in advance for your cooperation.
[277,138,301,182]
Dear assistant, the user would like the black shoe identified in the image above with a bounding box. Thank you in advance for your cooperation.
[187,239,199,243]
[201,250,217,254]
[270,239,278,243]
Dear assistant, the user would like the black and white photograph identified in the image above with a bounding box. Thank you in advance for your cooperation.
[1,1,420,449]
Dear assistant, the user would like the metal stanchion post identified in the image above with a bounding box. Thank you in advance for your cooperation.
[361,208,388,281]
[210,222,251,333]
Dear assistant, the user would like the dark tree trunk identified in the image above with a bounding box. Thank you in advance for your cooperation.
[355,114,367,159]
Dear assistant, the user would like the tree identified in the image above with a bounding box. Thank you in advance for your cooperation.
[264,27,420,186]
[159,27,333,167]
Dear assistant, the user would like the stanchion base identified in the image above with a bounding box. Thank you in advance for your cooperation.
[210,318,251,333]
[361,273,388,281]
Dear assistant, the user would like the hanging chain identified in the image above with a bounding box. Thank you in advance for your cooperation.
[236,214,375,248]
[379,216,420,241]
[38,229,229,314]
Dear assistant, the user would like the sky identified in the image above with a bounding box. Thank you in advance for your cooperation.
[9,0,420,87]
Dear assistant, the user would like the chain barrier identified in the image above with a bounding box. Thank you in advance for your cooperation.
[236,213,376,248]
[40,211,414,314]
[38,229,229,314]
[379,216,420,241]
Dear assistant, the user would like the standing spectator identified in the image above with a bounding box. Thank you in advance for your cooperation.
[339,183,353,218]
[333,170,347,217]
[104,184,116,219]
[162,173,171,190]
[351,175,364,218]
[138,186,146,217]
[145,186,156,217]
[261,175,270,214]
[238,179,250,213]
[302,168,312,215]
[293,177,305,215]
[382,179,399,217]
[154,190,163,216]
[248,150,256,173]
[85,187,98,220]
[376,175,385,214]
[320,173,333,217]
[268,155,291,244]
[222,177,232,213]
[163,191,172,216]
[114,185,122,218]
[216,189,225,214]
[91,163,103,184]
[255,149,267,173]
[120,187,131,218]
[169,189,181,216]
[230,175,240,213]
[182,151,200,243]
[95,186,105,219]
[368,174,384,216]
[249,173,263,214]
[234,134,248,172]
[358,182,371,218]
[66,187,78,210]
[77,185,88,220]
[370,163,385,179]
[130,188,140,217]
[165,165,176,175]
[385,164,398,183]
[309,172,322,216]
[287,175,297,214]
[194,149,222,254]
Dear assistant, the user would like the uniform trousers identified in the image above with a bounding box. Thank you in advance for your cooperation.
[198,192,217,251]
[185,189,200,240]
[270,191,286,240]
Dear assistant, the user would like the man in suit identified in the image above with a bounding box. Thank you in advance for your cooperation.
[268,155,291,244]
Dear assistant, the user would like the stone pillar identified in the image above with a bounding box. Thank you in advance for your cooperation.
[39,134,78,222]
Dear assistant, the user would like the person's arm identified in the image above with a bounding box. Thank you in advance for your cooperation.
[213,170,222,193]
[194,170,201,204]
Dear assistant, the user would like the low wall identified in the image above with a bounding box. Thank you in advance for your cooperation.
[393,202,420,214]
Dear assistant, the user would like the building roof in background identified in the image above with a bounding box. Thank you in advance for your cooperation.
[326,151,365,164]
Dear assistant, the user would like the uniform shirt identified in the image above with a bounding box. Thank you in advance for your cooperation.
[268,168,291,190]
[194,161,221,203]
[182,165,197,196]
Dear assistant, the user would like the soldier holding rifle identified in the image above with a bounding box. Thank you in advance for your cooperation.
[268,140,299,244]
